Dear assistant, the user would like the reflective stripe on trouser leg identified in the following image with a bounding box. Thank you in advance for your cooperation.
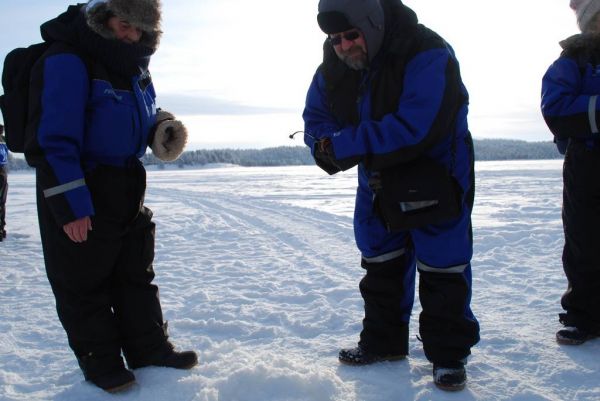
[417,260,468,274]
[417,262,480,364]
[358,248,414,356]
[362,248,406,264]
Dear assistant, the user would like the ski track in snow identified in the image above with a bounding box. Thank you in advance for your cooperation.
[1,160,600,401]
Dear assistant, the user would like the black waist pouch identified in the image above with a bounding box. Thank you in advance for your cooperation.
[368,157,463,231]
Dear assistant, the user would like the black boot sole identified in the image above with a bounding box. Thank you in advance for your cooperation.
[338,354,406,366]
[556,332,597,345]
[556,336,593,345]
[104,379,136,393]
[173,359,198,370]
[435,381,466,392]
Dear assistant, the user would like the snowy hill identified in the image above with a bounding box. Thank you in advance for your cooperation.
[1,160,599,401]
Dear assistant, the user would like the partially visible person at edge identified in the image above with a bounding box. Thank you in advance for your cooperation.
[0,124,7,241]
[541,0,600,346]
[302,0,480,391]
[24,0,196,392]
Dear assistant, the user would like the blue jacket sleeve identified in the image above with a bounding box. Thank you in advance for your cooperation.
[330,48,462,171]
[542,56,600,140]
[35,53,94,225]
[302,72,343,151]
[302,72,349,174]
[0,144,8,166]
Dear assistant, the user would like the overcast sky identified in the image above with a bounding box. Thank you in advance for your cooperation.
[0,0,575,149]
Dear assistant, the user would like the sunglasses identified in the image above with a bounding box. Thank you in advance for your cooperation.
[328,30,361,46]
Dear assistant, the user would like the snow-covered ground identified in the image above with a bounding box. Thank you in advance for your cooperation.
[1,159,599,401]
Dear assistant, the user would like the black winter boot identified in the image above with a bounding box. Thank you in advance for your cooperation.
[433,361,466,391]
[339,345,405,365]
[77,352,136,393]
[90,369,136,393]
[127,342,198,370]
[556,326,598,345]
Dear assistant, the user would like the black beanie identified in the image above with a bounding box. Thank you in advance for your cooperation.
[317,11,353,34]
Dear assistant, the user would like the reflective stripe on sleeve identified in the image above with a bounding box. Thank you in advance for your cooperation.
[589,95,599,135]
[43,178,86,198]
[417,260,468,274]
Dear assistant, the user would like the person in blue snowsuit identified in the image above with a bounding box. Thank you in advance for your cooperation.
[303,0,479,391]
[24,0,195,392]
[0,125,7,240]
[541,0,600,346]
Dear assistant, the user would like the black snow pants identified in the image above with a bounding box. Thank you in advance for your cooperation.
[37,160,169,379]
[560,140,600,333]
[0,166,7,233]
[358,250,480,364]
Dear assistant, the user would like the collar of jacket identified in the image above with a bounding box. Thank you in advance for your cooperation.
[560,33,600,51]
[560,33,600,69]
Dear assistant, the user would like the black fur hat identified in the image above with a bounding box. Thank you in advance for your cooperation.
[85,0,162,49]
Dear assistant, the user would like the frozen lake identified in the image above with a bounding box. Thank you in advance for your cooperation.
[2,159,599,401]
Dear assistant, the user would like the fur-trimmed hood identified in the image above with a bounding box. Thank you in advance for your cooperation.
[85,0,162,50]
[41,5,156,78]
[560,32,600,51]
[559,33,600,67]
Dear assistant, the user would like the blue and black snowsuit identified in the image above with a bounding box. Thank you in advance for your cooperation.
[25,5,171,380]
[303,1,479,363]
[542,33,600,334]
[0,141,7,237]
[303,0,479,363]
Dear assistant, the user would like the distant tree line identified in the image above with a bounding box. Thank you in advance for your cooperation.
[473,139,562,161]
[141,146,315,169]
[139,139,563,168]
[5,139,563,171]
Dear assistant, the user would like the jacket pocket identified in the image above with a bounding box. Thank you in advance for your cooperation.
[85,81,138,157]
[369,157,463,231]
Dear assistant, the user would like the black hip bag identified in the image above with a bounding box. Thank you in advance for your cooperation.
[368,156,463,231]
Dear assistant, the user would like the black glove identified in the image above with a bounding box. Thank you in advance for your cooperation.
[314,138,362,174]
[314,138,342,175]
